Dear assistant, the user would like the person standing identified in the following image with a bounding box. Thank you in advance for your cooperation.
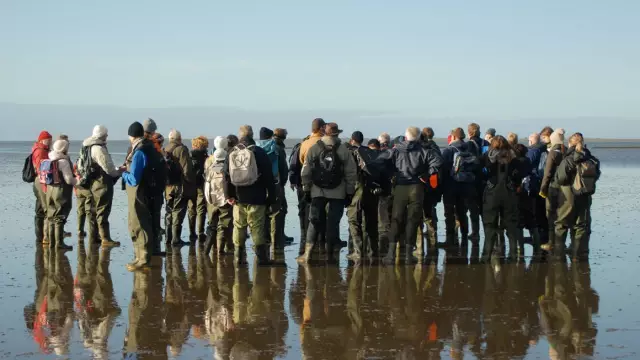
[82,125,122,247]
[526,132,547,253]
[203,136,233,257]
[44,140,78,250]
[223,125,277,265]
[298,122,357,263]
[188,136,209,244]
[74,163,97,239]
[32,131,53,244]
[540,129,566,253]
[466,123,490,244]
[164,129,196,247]
[143,118,167,254]
[122,122,165,271]
[272,128,293,249]
[418,127,444,253]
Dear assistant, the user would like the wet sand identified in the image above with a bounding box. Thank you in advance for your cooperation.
[1,145,640,359]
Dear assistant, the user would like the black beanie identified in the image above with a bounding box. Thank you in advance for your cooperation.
[259,127,274,140]
[128,122,144,137]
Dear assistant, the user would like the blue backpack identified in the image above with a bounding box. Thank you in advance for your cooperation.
[39,159,61,185]
[256,139,280,182]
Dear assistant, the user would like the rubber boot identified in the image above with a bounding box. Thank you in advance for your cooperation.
[35,217,45,243]
[347,234,363,262]
[188,214,197,243]
[296,243,314,264]
[469,219,481,244]
[47,222,56,250]
[204,233,215,257]
[56,224,73,251]
[382,242,397,265]
[255,244,271,266]
[530,228,542,256]
[406,242,418,265]
[413,226,424,261]
[172,226,190,247]
[234,246,246,266]
[426,218,438,249]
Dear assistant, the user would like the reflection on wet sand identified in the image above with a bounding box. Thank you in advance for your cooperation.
[23,247,599,359]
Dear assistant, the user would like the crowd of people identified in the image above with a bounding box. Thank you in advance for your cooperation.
[24,117,601,270]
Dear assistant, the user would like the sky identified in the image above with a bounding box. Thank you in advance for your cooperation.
[1,0,639,139]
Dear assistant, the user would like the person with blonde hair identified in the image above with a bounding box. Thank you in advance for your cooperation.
[507,132,519,147]
[188,136,210,243]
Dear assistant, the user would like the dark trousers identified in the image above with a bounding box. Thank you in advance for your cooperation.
[443,186,470,241]
[149,195,163,253]
[165,186,188,244]
[390,184,424,250]
[296,187,310,254]
[377,194,393,255]
[481,186,521,262]
[306,197,345,254]
[467,182,484,236]
[347,187,379,258]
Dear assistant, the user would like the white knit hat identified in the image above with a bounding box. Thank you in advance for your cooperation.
[53,139,69,154]
[550,128,565,146]
[213,149,228,161]
[92,125,108,139]
[168,129,182,141]
[213,136,228,151]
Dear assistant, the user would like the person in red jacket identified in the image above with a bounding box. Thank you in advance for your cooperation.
[32,131,52,244]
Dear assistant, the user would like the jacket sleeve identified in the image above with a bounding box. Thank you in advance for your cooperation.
[92,146,120,177]
[301,147,313,192]
[177,146,195,184]
[59,159,78,186]
[257,149,277,203]
[343,146,358,196]
[555,157,572,186]
[540,150,557,194]
[278,147,288,187]
[122,151,147,187]
[222,152,236,199]
[526,148,541,174]
[427,149,443,176]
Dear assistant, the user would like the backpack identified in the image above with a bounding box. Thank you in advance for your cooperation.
[76,145,97,188]
[39,160,61,185]
[351,146,381,188]
[467,139,488,157]
[143,145,167,196]
[165,148,183,185]
[312,141,343,189]
[256,139,280,182]
[450,147,478,183]
[229,144,259,187]
[288,142,303,187]
[22,153,37,183]
[572,157,600,196]
[191,150,206,184]
[204,160,226,207]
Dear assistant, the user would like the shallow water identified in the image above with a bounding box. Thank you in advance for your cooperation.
[1,142,640,359]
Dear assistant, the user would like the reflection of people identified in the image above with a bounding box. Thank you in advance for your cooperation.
[165,250,190,357]
[44,251,75,355]
[24,248,49,353]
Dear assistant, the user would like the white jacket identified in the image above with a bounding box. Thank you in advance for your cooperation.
[82,137,120,177]
[48,151,77,186]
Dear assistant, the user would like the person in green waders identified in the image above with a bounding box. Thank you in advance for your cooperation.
[122,122,166,271]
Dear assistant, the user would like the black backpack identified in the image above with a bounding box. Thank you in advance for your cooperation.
[144,145,168,195]
[311,141,343,189]
[288,142,304,187]
[22,153,36,183]
[165,147,183,185]
[76,145,98,188]
[351,146,381,188]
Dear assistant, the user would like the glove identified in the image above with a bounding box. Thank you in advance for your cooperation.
[269,201,281,215]
[304,191,312,203]
[371,187,382,196]
[345,194,354,208]
[429,174,438,189]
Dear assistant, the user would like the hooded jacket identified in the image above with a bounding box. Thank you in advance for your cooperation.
[274,137,289,187]
[82,137,120,178]
[301,136,357,199]
[190,148,208,188]
[378,140,441,186]
[555,147,600,187]
[31,142,50,174]
[441,140,468,190]
[165,140,196,196]
[48,150,77,186]
[527,142,547,179]
[540,144,566,195]
[467,136,489,156]
[482,148,524,190]
[222,137,276,205]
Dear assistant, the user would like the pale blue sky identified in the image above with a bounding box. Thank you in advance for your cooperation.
[1,1,639,138]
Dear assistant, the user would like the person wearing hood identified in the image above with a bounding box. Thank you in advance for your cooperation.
[540,128,567,252]
[32,131,53,244]
[270,128,294,250]
[223,125,277,265]
[441,128,472,247]
[417,127,444,254]
[466,123,491,244]
[45,140,78,250]
[82,125,123,247]
[188,136,209,244]
[480,136,526,263]
[552,133,600,260]
[164,129,196,247]
[377,127,439,264]
[122,122,165,271]
[298,122,357,263]
[203,136,233,257]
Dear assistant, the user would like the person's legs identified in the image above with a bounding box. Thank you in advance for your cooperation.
[196,188,207,238]
[443,190,457,244]
[187,195,197,239]
[347,187,364,260]
[246,204,269,264]
[165,189,175,244]
[92,177,114,242]
[554,186,575,257]
[571,194,590,260]
[204,204,219,256]
[298,197,327,263]
[385,186,409,264]
[362,192,379,258]
[481,189,500,263]
[77,188,88,236]
[377,194,393,259]
[232,204,249,264]
[33,182,47,243]
[171,191,189,245]
[296,187,310,255]
[218,206,233,255]
[405,184,425,263]
[325,198,345,261]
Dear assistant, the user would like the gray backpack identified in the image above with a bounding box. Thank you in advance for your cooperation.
[228,144,259,186]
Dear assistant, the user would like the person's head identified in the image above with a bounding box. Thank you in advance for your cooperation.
[569,132,585,152]
[468,123,481,138]
[540,126,554,144]
[153,133,165,146]
[128,122,144,143]
[451,127,466,142]
[485,128,496,141]
[274,128,288,140]
[490,135,511,151]
[143,118,157,135]
[37,131,53,147]
[507,132,519,146]
[550,128,566,147]
[405,127,420,142]
[422,127,435,141]
[213,136,229,151]
[378,132,391,146]
[350,131,364,146]
[92,125,108,141]
[192,136,209,150]
[325,122,343,137]
[52,139,70,155]
[529,132,540,146]
[447,134,453,144]
[58,134,69,141]
[239,125,254,140]
[515,143,528,157]
[227,134,239,148]
[367,139,381,150]
[259,127,273,140]
[168,129,182,143]
[311,118,326,135]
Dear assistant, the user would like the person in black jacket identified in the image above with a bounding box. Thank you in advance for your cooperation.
[441,128,472,247]
[417,127,444,255]
[188,136,209,244]
[466,123,490,244]
[223,125,277,265]
[480,136,526,263]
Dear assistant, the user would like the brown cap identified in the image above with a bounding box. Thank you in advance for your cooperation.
[311,118,326,133]
[325,122,343,136]
[274,128,288,139]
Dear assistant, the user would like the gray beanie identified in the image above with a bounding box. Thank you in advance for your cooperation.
[143,118,157,133]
